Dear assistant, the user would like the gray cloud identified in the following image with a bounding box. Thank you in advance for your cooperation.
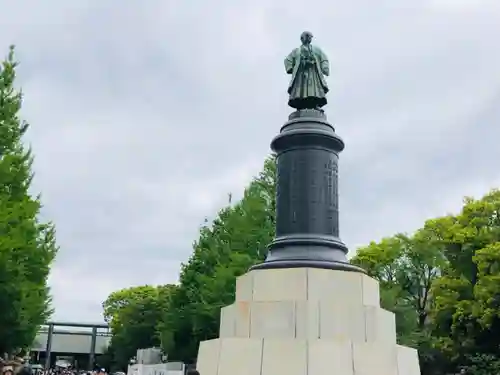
[0,0,499,322]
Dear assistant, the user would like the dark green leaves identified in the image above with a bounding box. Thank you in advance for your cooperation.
[352,189,500,375]
[0,46,58,356]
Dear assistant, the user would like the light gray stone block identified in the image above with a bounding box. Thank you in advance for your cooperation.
[250,301,296,339]
[197,339,221,375]
[219,305,235,337]
[308,269,364,304]
[235,272,254,301]
[295,301,319,340]
[308,340,353,375]
[261,339,307,375]
[396,345,420,375]
[252,268,308,301]
[353,342,398,375]
[361,275,380,306]
[236,269,381,308]
[217,338,263,375]
[319,300,365,341]
[198,338,420,375]
[365,306,397,344]
[220,300,397,343]
[234,302,251,337]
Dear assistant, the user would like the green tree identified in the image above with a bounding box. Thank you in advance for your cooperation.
[461,354,500,375]
[428,190,500,371]
[351,232,445,345]
[102,284,175,370]
[0,46,58,356]
[353,230,449,375]
[159,156,276,362]
[353,189,500,375]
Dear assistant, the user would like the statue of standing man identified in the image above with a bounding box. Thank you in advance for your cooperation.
[285,31,330,110]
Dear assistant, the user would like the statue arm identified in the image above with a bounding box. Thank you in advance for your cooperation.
[318,49,329,76]
[284,49,296,74]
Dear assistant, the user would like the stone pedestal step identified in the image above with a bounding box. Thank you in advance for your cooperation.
[196,269,421,375]
[198,338,420,375]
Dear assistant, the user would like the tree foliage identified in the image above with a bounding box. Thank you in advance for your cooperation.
[352,233,443,346]
[0,46,58,356]
[159,156,276,362]
[352,189,500,375]
[427,191,500,372]
[101,284,176,370]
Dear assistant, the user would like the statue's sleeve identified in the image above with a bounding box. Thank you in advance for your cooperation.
[319,49,329,76]
[284,49,296,74]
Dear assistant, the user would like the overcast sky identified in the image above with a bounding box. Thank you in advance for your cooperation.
[0,0,499,323]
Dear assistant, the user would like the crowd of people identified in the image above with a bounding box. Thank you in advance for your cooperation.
[32,368,108,375]
[1,359,109,375]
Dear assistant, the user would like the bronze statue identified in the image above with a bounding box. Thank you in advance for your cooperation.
[285,31,330,110]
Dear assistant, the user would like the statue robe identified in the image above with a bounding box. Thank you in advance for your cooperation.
[284,44,329,109]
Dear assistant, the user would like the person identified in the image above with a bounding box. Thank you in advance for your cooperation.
[2,366,14,375]
[284,31,330,110]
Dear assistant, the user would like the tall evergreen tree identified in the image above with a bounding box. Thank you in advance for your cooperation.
[156,156,276,362]
[0,46,58,355]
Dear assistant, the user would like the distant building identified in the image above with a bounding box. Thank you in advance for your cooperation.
[29,321,111,370]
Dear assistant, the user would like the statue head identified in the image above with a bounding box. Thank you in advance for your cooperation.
[300,31,313,45]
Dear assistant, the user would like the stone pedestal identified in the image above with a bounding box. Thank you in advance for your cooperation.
[196,268,420,375]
